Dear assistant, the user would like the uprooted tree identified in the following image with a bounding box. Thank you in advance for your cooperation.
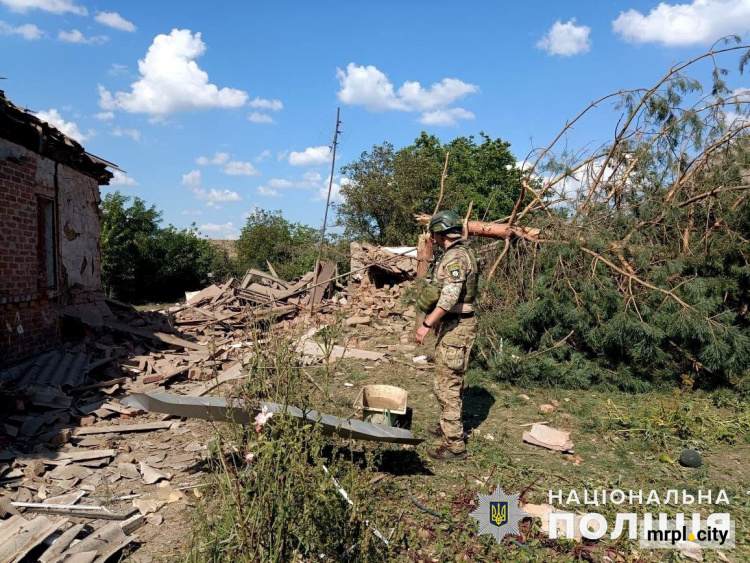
[472,40,750,392]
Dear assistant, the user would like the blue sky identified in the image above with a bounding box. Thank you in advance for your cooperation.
[2,0,750,239]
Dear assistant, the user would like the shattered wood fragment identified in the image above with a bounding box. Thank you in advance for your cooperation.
[103,320,208,353]
[38,523,86,562]
[308,261,336,306]
[73,378,127,392]
[7,449,115,465]
[72,421,176,436]
[186,284,221,306]
[0,514,66,563]
[53,520,134,561]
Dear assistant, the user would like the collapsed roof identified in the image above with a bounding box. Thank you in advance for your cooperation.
[0,89,114,185]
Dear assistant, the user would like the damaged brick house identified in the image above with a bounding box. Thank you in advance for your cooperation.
[1,90,114,366]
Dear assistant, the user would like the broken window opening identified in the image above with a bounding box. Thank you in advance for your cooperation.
[37,197,57,290]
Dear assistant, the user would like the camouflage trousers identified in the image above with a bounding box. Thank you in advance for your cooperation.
[433,314,477,454]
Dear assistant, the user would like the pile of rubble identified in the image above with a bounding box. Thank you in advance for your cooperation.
[0,252,427,560]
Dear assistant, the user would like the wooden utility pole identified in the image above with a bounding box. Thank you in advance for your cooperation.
[310,108,341,311]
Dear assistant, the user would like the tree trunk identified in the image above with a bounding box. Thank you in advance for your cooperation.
[414,214,540,241]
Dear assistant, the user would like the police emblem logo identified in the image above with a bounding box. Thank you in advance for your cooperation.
[470,485,529,543]
[446,261,461,279]
[490,501,508,527]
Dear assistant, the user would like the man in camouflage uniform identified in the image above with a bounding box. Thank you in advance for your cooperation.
[415,210,478,460]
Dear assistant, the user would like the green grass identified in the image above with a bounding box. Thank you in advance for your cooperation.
[185,321,750,562]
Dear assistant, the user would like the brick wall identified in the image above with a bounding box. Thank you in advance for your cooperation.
[0,156,39,298]
[0,151,62,365]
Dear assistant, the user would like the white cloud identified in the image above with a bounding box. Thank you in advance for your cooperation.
[199,221,239,239]
[249,112,275,124]
[98,29,249,116]
[276,150,289,162]
[0,20,42,39]
[256,186,279,197]
[249,97,283,111]
[108,63,128,76]
[314,175,348,203]
[182,169,202,189]
[35,108,90,142]
[224,160,260,176]
[536,18,591,56]
[210,152,230,165]
[613,0,750,46]
[0,0,85,15]
[58,29,109,45]
[196,151,259,175]
[268,178,294,188]
[419,107,475,126]
[110,170,138,186]
[94,111,114,121]
[181,168,242,207]
[255,149,272,162]
[289,145,330,166]
[303,171,322,183]
[94,11,136,32]
[196,188,241,207]
[112,127,142,142]
[336,63,478,124]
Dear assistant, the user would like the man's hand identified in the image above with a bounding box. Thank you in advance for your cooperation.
[415,325,430,345]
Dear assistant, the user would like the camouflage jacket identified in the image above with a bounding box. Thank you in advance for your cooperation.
[434,239,478,313]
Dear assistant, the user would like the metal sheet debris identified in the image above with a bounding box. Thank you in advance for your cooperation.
[122,392,423,445]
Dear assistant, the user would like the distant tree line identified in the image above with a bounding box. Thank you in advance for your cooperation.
[100,132,523,303]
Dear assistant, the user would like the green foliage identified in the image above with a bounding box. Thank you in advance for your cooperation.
[605,393,750,449]
[100,191,231,303]
[235,209,350,281]
[235,209,319,281]
[337,132,522,245]
[475,47,750,393]
[187,329,386,562]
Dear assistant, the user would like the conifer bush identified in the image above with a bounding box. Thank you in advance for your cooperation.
[477,41,750,393]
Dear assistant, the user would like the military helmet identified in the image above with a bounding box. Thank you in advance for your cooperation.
[429,210,462,234]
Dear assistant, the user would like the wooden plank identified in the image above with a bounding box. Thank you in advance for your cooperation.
[11,503,137,521]
[184,362,248,397]
[103,321,208,353]
[265,261,283,282]
[246,267,290,289]
[73,378,127,393]
[39,523,85,562]
[8,449,115,464]
[245,283,287,300]
[308,260,336,306]
[209,278,234,306]
[141,363,191,385]
[185,284,221,306]
[0,514,65,563]
[240,271,253,289]
[54,521,132,562]
[72,421,175,436]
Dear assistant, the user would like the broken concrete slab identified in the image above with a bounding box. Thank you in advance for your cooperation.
[522,424,574,452]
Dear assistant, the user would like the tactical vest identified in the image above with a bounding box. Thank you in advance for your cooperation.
[435,239,479,304]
